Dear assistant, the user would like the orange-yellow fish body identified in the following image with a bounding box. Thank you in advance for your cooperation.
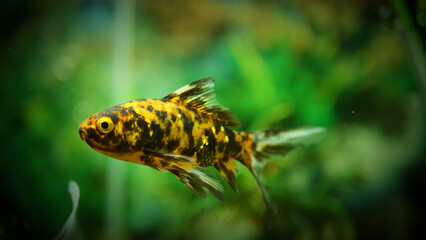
[79,78,324,202]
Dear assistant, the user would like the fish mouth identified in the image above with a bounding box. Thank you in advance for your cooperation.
[78,127,87,141]
[78,126,107,152]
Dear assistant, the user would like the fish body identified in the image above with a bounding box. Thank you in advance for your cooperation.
[79,78,324,204]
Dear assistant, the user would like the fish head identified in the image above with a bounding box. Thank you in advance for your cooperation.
[78,107,132,159]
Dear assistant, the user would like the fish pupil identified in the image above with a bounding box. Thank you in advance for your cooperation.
[101,121,109,129]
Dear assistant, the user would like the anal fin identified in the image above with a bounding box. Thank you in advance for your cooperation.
[215,159,238,194]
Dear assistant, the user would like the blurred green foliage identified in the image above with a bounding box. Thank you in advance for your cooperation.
[1,0,425,239]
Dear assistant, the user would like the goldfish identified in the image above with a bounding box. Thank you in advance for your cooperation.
[78,78,324,208]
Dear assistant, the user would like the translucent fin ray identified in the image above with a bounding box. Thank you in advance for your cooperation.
[253,127,326,161]
[246,127,326,223]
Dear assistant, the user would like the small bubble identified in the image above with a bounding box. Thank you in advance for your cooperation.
[352,110,355,114]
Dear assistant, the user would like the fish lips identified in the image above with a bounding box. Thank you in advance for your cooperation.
[78,124,111,153]
[78,127,87,141]
[78,127,98,150]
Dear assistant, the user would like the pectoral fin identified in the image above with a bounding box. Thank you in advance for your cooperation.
[143,148,196,163]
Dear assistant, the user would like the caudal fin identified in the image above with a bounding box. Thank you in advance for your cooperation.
[252,127,326,164]
[248,127,326,218]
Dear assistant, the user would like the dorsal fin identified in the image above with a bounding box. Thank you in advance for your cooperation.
[163,78,240,127]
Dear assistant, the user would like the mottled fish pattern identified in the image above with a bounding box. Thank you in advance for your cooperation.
[79,78,325,207]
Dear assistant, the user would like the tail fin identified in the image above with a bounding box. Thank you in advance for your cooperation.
[252,127,326,163]
[248,127,326,219]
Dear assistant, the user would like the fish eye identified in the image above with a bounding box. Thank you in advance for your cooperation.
[96,117,115,134]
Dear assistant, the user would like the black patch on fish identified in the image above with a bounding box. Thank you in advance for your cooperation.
[224,128,241,154]
[135,118,150,148]
[166,139,180,152]
[182,114,194,136]
[189,106,199,115]
[136,118,149,133]
[198,129,217,166]
[161,111,168,120]
[218,141,226,152]
[85,128,101,142]
[251,141,257,152]
[177,108,184,115]
[160,160,170,168]
[170,114,176,122]
[123,119,134,130]
[178,108,193,134]
[115,141,131,154]
[165,120,172,135]
[225,128,235,146]
[233,142,242,154]
[87,120,92,125]
[148,122,165,150]
[181,147,195,157]
[140,155,154,165]
[123,106,136,117]
[155,110,167,123]
[214,120,221,133]
[85,127,130,154]
[147,105,153,112]
[194,114,201,123]
[203,129,217,150]
[120,108,129,117]
[188,133,195,147]
[177,108,195,146]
